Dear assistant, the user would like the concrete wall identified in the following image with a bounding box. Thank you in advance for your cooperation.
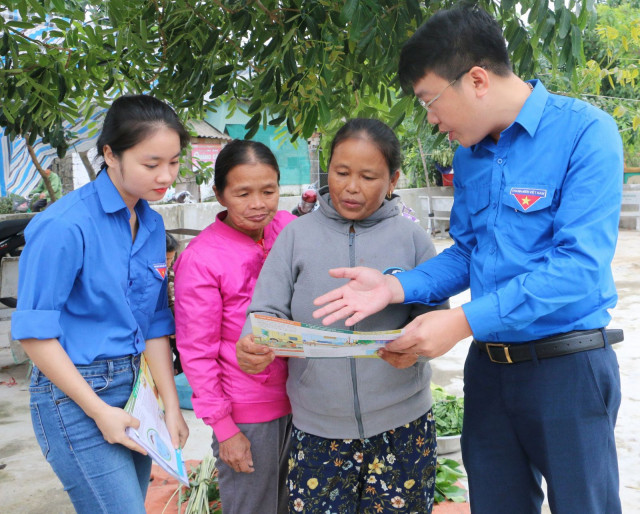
[621,184,640,231]
[153,183,640,241]
[151,187,451,236]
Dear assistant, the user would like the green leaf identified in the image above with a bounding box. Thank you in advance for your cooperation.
[213,64,234,76]
[508,25,527,53]
[259,66,275,94]
[244,122,260,140]
[571,24,582,61]
[286,115,296,134]
[51,18,71,30]
[268,115,287,126]
[202,30,219,54]
[245,112,261,129]
[248,98,261,114]
[6,20,35,29]
[406,0,422,22]
[57,74,67,103]
[558,9,571,40]
[302,105,318,138]
[340,0,359,25]
[3,106,15,124]
[210,79,229,98]
[435,457,467,504]
[318,96,330,127]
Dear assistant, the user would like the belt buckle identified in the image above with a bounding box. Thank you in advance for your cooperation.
[485,343,513,364]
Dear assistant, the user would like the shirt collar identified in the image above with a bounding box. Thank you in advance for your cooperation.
[96,170,128,214]
[95,170,155,229]
[513,79,548,138]
[472,79,548,153]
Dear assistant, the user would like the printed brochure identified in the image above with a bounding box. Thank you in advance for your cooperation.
[250,313,403,358]
[124,355,189,486]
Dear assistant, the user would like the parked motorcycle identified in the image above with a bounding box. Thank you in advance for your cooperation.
[292,187,318,217]
[0,216,32,307]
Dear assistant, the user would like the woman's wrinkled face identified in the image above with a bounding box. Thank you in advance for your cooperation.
[215,162,280,241]
[328,137,399,220]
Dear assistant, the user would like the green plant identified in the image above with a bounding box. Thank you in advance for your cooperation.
[164,456,221,514]
[431,146,455,168]
[435,457,467,503]
[0,193,28,215]
[0,196,13,215]
[431,384,464,436]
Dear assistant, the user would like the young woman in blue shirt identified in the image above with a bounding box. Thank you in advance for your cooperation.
[12,95,190,513]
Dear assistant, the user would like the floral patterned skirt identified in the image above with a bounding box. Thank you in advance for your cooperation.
[288,410,436,513]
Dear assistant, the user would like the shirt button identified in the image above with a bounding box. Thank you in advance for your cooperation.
[413,290,419,297]
[489,246,496,255]
[492,202,497,209]
[497,158,503,164]
[128,280,133,286]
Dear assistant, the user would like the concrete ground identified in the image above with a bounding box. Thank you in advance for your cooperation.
[0,230,638,513]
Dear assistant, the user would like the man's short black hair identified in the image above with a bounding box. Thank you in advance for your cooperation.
[398,4,512,92]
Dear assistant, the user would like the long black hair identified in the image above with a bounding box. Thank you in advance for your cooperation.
[97,95,190,171]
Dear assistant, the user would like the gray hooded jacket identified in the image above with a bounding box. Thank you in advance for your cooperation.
[243,187,445,439]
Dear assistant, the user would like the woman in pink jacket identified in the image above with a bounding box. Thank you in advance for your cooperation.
[173,140,295,514]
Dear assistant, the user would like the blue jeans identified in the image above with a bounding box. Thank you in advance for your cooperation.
[29,355,151,514]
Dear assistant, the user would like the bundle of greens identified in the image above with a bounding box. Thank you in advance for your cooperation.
[183,455,220,514]
[164,456,221,514]
[431,384,464,436]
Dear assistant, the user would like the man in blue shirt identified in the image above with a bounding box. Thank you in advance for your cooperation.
[313,6,623,513]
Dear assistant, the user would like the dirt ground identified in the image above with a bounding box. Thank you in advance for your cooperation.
[0,230,638,513]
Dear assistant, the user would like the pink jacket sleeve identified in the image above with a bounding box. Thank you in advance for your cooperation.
[173,248,239,442]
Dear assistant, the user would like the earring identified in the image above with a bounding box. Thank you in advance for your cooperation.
[386,191,392,200]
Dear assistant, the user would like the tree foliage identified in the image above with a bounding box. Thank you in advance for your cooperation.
[537,2,640,164]
[1,0,600,168]
[582,3,640,164]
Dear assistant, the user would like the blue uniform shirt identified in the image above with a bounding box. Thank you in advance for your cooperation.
[398,80,623,342]
[12,171,174,364]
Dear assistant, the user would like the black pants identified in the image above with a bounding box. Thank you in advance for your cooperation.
[462,342,621,513]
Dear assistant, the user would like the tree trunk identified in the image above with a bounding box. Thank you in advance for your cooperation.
[26,139,57,202]
[78,150,97,181]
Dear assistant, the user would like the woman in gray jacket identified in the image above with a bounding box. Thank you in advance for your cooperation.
[237,119,445,513]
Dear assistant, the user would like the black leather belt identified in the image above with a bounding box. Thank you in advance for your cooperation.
[474,329,624,364]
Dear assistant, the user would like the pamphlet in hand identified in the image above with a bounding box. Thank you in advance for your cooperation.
[124,354,189,486]
[250,313,403,358]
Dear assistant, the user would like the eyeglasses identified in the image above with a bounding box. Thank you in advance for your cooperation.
[418,68,472,113]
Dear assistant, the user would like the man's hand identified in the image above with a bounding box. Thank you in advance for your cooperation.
[385,307,472,359]
[377,348,419,369]
[219,432,254,473]
[312,267,405,326]
[236,334,275,374]
[39,193,46,199]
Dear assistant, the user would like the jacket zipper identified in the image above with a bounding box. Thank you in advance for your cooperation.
[348,226,365,438]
